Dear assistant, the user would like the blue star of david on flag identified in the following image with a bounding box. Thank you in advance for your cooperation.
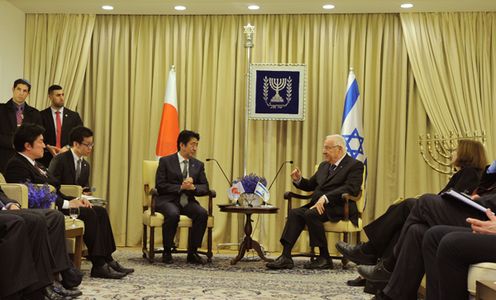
[341,69,367,164]
[343,128,365,159]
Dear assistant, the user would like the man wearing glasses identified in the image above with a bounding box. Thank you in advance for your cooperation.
[266,134,364,270]
[47,126,134,279]
[39,85,83,168]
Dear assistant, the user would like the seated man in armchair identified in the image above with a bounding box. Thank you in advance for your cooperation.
[266,134,364,270]
[5,123,133,280]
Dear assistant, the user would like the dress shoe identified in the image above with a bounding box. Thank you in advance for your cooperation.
[52,281,83,297]
[371,290,392,300]
[303,256,333,269]
[43,286,69,300]
[358,260,392,283]
[266,255,294,269]
[108,260,134,274]
[335,241,377,265]
[162,252,173,264]
[187,253,206,265]
[90,263,126,279]
[347,276,366,287]
[364,280,387,295]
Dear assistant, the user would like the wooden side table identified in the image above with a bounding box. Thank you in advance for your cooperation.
[476,280,496,300]
[218,204,278,265]
[65,226,84,269]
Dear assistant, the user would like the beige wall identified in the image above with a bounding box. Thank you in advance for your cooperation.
[0,0,25,102]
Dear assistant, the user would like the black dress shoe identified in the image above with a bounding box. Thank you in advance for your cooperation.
[108,260,134,274]
[187,253,206,265]
[91,263,126,279]
[266,255,294,269]
[357,260,392,283]
[43,286,68,300]
[347,276,366,286]
[303,256,333,269]
[52,281,83,297]
[336,241,377,265]
[162,253,173,264]
[371,290,392,300]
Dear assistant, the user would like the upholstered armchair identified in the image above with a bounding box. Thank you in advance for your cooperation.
[142,160,216,263]
[284,166,366,268]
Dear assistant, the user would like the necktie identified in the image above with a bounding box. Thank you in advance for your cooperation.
[16,106,23,126]
[180,160,189,207]
[75,158,82,182]
[34,162,47,177]
[55,111,62,148]
[329,164,337,176]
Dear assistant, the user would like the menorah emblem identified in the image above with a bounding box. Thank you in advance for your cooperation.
[418,131,486,174]
[268,78,287,103]
[262,76,293,108]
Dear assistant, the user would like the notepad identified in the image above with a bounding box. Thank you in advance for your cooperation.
[441,189,487,213]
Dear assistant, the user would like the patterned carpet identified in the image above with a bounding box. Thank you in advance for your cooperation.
[77,248,373,299]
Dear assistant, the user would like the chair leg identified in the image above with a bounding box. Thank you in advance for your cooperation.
[207,227,213,262]
[142,225,148,259]
[149,227,155,263]
[341,232,349,269]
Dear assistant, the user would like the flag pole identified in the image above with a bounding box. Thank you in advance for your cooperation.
[243,23,255,176]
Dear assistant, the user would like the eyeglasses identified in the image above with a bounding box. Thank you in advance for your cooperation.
[80,142,94,148]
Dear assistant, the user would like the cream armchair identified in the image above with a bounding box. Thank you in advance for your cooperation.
[142,160,216,263]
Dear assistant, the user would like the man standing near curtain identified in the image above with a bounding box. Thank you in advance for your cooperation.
[0,79,42,173]
[39,85,83,168]
[266,134,364,270]
[155,130,210,265]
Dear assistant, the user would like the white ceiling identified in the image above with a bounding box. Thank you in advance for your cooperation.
[7,0,496,15]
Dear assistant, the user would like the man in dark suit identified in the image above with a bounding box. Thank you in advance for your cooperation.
[266,134,364,270]
[155,130,210,265]
[5,124,133,280]
[39,85,83,168]
[0,188,80,300]
[0,79,43,173]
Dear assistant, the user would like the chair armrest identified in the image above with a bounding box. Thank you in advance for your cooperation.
[0,183,28,208]
[60,185,83,198]
[203,189,216,216]
[341,191,362,220]
[284,191,313,215]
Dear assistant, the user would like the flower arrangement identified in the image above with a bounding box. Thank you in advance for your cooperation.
[26,182,57,209]
[239,173,267,193]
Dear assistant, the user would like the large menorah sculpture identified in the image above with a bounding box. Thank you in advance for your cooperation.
[418,131,486,174]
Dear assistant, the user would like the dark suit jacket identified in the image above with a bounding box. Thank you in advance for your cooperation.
[295,154,364,225]
[0,99,42,173]
[155,153,209,204]
[4,153,68,209]
[39,107,83,167]
[48,150,90,188]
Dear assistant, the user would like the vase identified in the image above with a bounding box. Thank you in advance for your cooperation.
[239,193,261,207]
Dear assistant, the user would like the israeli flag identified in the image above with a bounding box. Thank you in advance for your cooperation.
[341,69,366,163]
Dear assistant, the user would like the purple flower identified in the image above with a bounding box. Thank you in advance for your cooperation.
[26,181,57,209]
[239,173,267,193]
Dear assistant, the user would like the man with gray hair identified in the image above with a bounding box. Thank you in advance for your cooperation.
[267,134,364,270]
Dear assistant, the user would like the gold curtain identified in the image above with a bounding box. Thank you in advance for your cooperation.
[400,12,496,156]
[24,14,95,109]
[24,13,482,251]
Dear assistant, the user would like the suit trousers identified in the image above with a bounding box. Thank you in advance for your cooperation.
[423,225,496,300]
[0,212,51,297]
[364,198,416,258]
[383,194,487,299]
[280,206,329,249]
[66,206,116,261]
[9,209,71,272]
[155,199,208,252]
